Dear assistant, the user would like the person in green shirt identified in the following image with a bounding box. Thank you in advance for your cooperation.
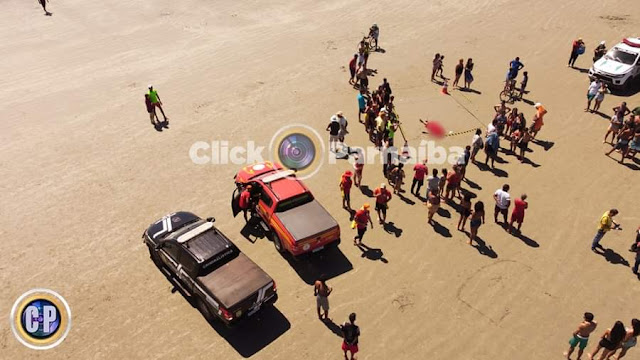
[591,209,620,251]
[148,85,168,123]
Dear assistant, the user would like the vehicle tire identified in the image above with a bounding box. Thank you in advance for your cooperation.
[272,232,286,254]
[195,296,216,323]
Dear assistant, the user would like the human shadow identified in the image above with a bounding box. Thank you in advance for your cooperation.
[593,247,630,267]
[396,192,416,205]
[573,67,590,74]
[463,178,482,190]
[322,318,344,338]
[374,48,386,53]
[459,187,477,199]
[520,157,541,168]
[383,222,403,237]
[437,206,452,218]
[283,246,354,284]
[521,98,535,106]
[591,110,612,120]
[470,235,498,258]
[357,243,389,263]
[343,208,356,220]
[153,123,163,132]
[149,257,290,358]
[490,167,509,178]
[359,185,374,197]
[459,88,482,95]
[511,230,540,247]
[622,162,640,171]
[430,220,452,238]
[531,139,555,151]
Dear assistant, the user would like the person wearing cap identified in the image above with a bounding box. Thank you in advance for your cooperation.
[144,93,160,127]
[238,184,254,222]
[148,85,168,123]
[326,115,341,152]
[568,37,585,68]
[373,183,392,224]
[340,170,353,210]
[335,112,349,152]
[593,41,607,62]
[353,204,373,245]
[530,103,547,139]
[591,209,620,252]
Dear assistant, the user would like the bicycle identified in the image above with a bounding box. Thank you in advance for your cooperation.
[499,79,521,103]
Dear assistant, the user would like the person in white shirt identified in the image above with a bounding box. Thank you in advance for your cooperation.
[493,184,511,225]
[425,168,440,197]
[487,119,498,135]
[470,129,484,162]
[585,79,601,112]
[330,112,349,154]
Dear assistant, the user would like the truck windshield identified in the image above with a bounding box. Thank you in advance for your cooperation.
[606,49,638,65]
[198,247,239,276]
[276,193,313,212]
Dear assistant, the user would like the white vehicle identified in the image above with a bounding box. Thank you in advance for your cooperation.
[589,37,640,89]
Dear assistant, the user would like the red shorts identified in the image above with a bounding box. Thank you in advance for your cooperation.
[511,212,524,223]
[342,342,359,353]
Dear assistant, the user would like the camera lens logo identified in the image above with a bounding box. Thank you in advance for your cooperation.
[10,289,71,350]
[269,124,325,180]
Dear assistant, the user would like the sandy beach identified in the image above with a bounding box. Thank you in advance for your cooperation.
[1,0,640,359]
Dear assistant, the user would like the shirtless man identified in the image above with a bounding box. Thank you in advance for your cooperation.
[494,100,511,117]
[565,312,598,360]
[314,276,333,321]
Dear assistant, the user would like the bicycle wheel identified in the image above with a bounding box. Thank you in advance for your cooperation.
[499,90,510,103]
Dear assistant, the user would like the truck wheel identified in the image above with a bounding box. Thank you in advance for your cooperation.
[272,233,286,253]
[195,296,215,323]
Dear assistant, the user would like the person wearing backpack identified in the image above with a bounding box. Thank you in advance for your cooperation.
[341,313,360,360]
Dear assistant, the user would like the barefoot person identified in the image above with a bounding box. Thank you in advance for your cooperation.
[518,128,532,162]
[148,85,168,123]
[453,59,464,88]
[457,194,472,231]
[530,103,547,139]
[564,312,597,360]
[314,276,333,321]
[431,53,441,82]
[353,203,373,245]
[586,79,601,112]
[348,54,358,85]
[468,201,485,245]
[374,183,392,224]
[604,115,623,144]
[591,209,620,252]
[340,313,360,360]
[426,188,441,225]
[508,194,528,234]
[464,58,474,89]
[493,184,511,226]
[588,321,626,360]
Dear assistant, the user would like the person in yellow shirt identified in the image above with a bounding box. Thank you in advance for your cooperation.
[591,209,620,251]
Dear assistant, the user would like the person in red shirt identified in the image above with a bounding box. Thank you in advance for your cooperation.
[411,160,428,196]
[508,194,528,234]
[238,184,254,222]
[445,167,462,200]
[349,54,358,85]
[353,204,373,245]
[340,170,353,210]
[373,183,392,224]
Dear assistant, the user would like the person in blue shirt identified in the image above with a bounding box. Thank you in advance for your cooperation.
[507,57,524,80]
[357,90,368,123]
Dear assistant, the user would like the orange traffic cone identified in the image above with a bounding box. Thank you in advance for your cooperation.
[440,79,449,95]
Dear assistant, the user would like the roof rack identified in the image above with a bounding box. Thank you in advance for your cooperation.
[177,222,214,243]
[261,169,296,183]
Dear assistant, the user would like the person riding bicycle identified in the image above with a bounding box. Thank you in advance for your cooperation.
[369,24,380,50]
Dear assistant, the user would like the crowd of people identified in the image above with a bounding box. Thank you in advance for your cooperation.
[565,313,639,360]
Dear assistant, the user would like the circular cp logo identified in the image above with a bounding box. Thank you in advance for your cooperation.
[269,124,325,180]
[10,289,71,350]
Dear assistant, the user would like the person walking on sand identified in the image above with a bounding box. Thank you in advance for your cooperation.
[38,0,52,16]
[145,94,159,126]
[470,129,484,163]
[340,170,353,210]
[591,209,620,252]
[453,59,464,88]
[335,111,349,153]
[326,116,341,152]
[148,85,168,123]
[464,58,475,89]
[353,154,364,187]
[353,203,373,245]
[389,162,405,195]
[493,184,511,226]
[348,54,358,85]
[586,79,601,112]
[569,37,585,68]
[357,90,367,123]
[340,313,360,360]
[609,319,640,360]
[468,201,485,245]
[564,312,598,360]
[530,103,547,139]
[457,194,472,231]
[425,188,441,225]
[411,160,428,196]
[508,194,528,234]
[314,276,333,321]
[374,183,392,224]
[426,168,440,196]
[588,321,626,360]
[431,53,441,82]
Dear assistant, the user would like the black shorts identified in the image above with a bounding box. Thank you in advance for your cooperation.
[359,108,366,114]
[494,205,508,215]
[375,202,387,214]
[518,142,528,151]
[350,68,356,78]
[615,140,629,150]
[357,227,366,238]
[599,338,617,351]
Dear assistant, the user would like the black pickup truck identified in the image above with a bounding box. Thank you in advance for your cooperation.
[143,211,277,325]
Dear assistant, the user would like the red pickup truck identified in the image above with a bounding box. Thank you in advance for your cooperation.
[232,162,341,256]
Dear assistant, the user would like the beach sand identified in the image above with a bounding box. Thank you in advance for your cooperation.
[1,0,639,358]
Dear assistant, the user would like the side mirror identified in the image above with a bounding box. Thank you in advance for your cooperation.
[206,217,216,223]
[154,243,163,250]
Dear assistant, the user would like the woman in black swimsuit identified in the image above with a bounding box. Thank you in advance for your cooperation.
[457,194,473,231]
[589,321,626,360]
[468,201,485,245]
